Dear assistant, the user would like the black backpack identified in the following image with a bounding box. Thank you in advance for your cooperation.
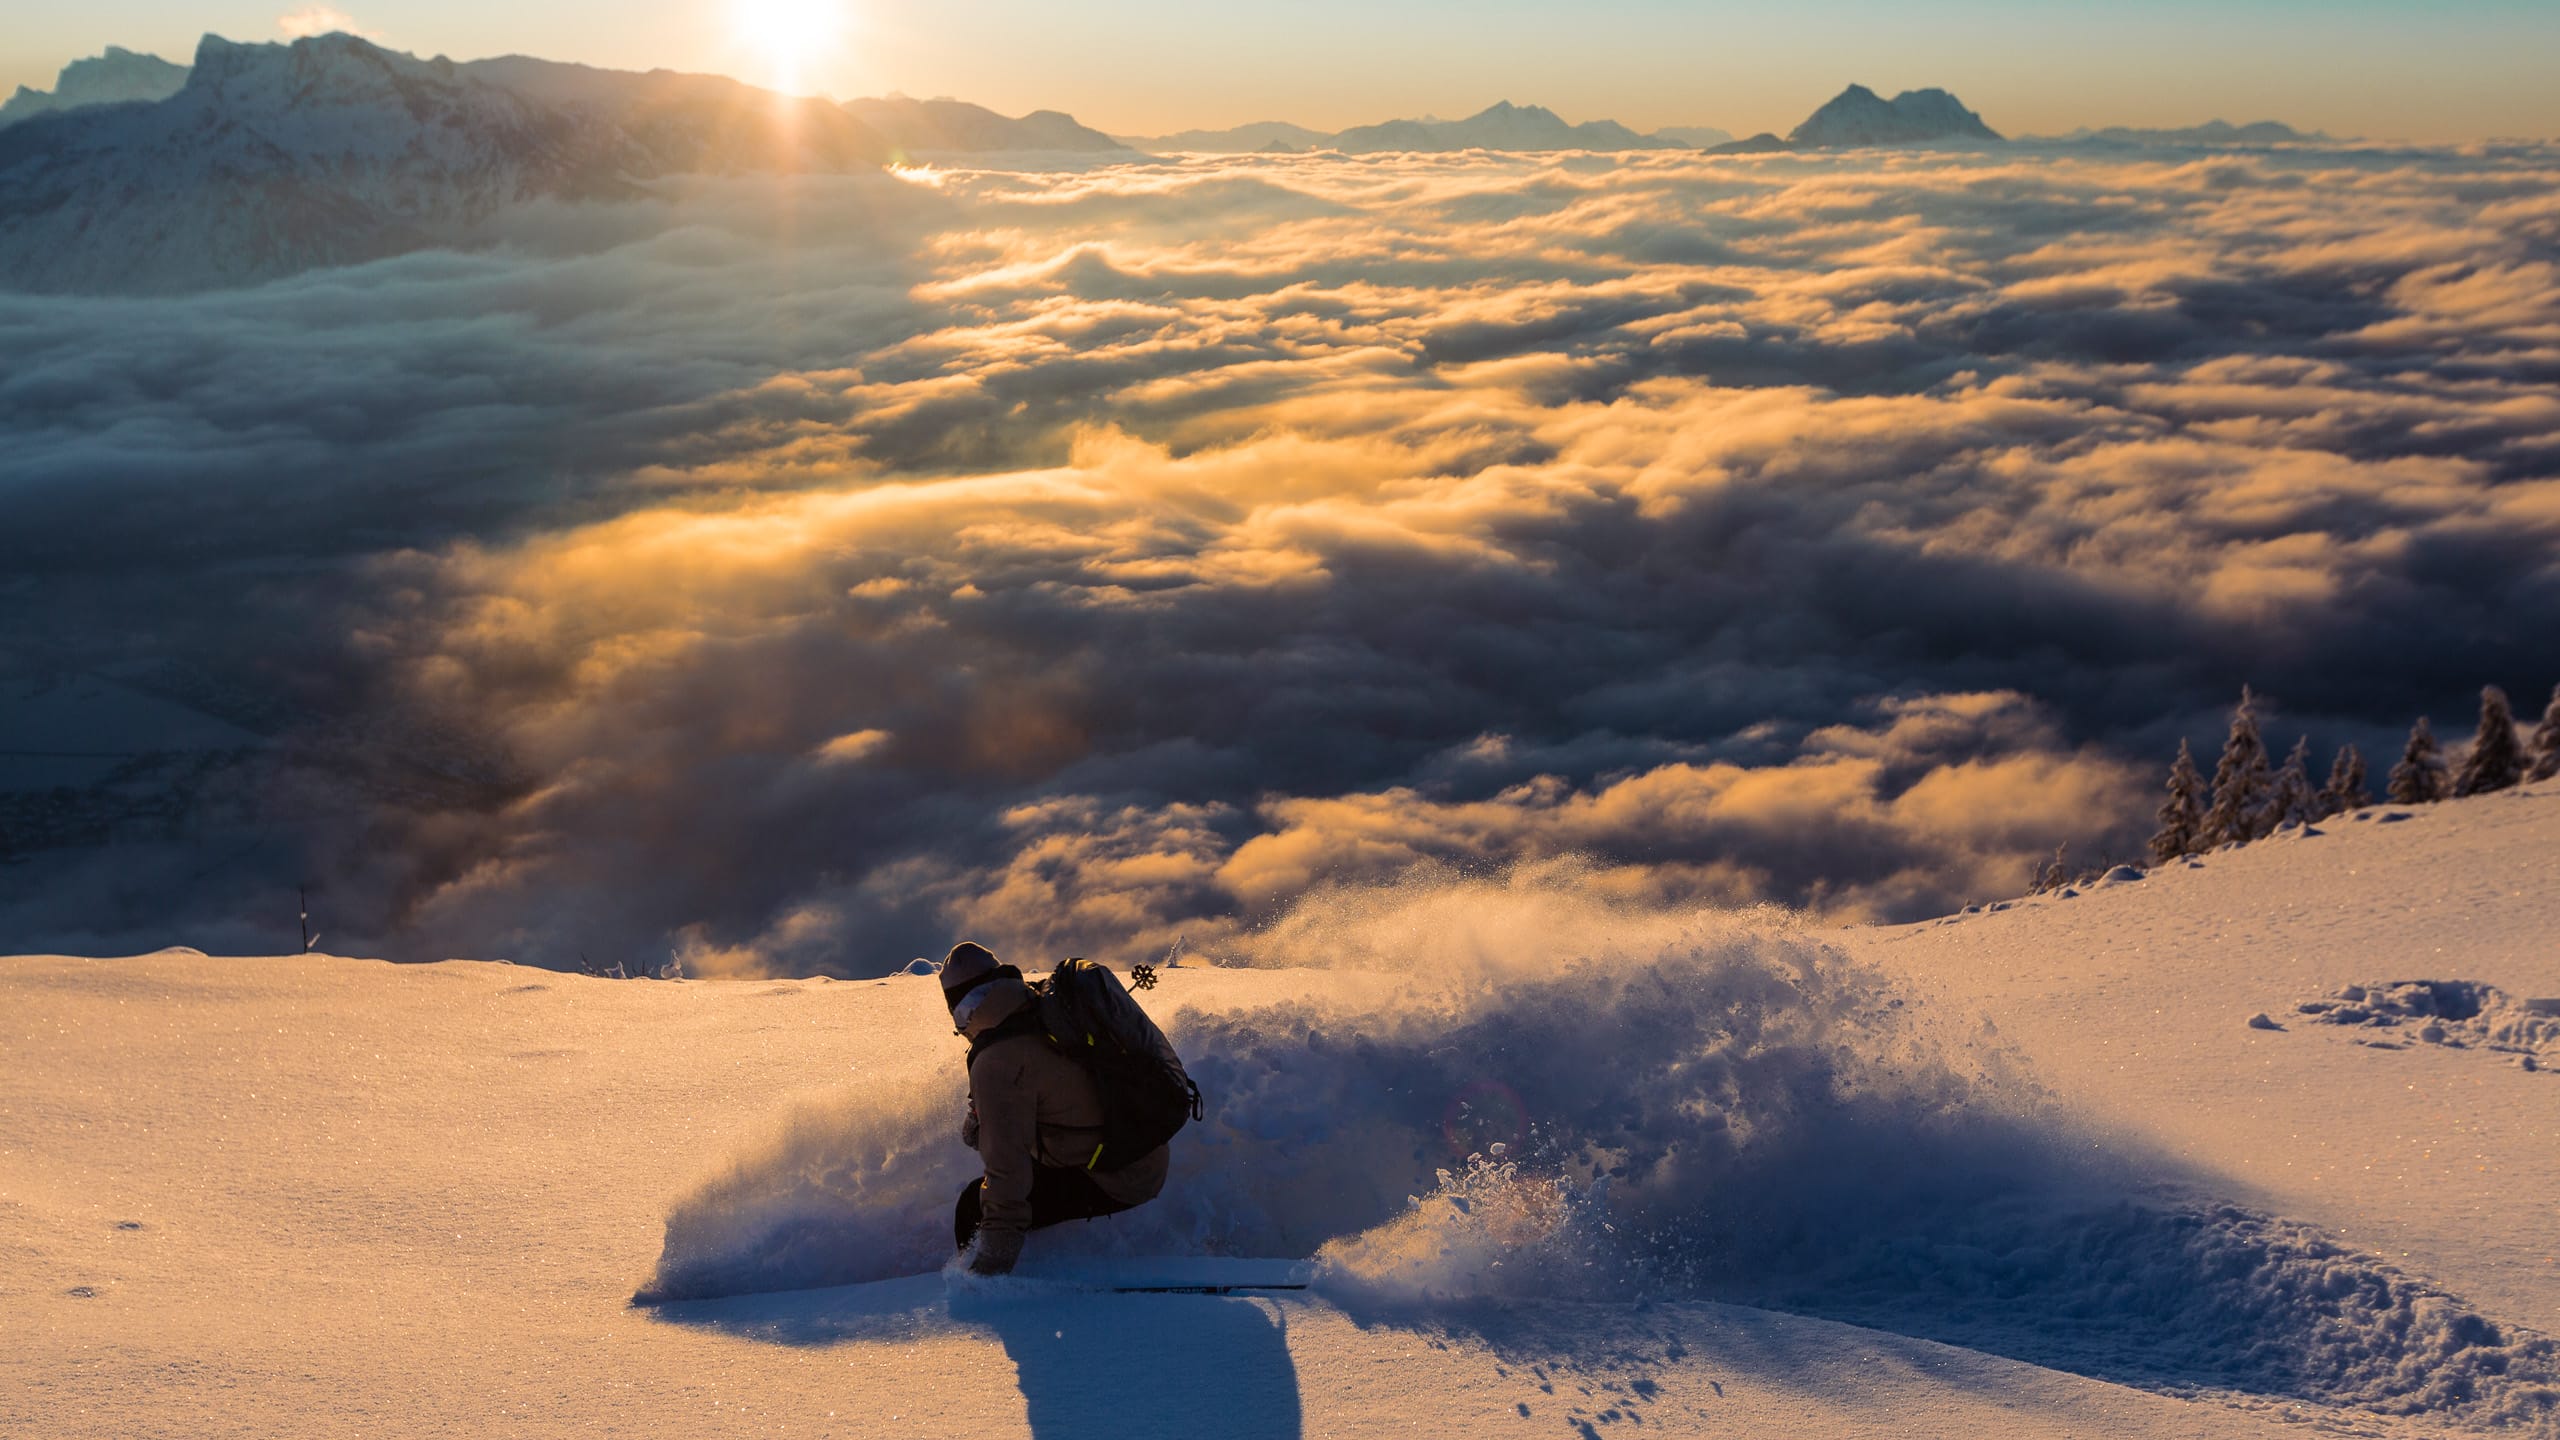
[1032,958,1204,1173]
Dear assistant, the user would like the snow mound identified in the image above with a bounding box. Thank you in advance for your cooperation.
[634,1061,962,1305]
[1755,1198,2559,1427]
[2296,980,2560,1069]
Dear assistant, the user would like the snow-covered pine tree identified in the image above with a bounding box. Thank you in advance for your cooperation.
[2267,735,2318,829]
[2323,743,2369,815]
[2387,717,2447,804]
[2525,684,2560,784]
[2201,687,2272,847]
[2454,685,2525,796]
[2149,739,2205,863]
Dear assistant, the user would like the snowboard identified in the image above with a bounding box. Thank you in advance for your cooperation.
[997,1255,1313,1295]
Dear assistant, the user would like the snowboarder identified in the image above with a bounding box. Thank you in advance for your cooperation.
[941,941,1171,1275]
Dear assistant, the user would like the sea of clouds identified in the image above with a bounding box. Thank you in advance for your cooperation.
[3,143,2557,969]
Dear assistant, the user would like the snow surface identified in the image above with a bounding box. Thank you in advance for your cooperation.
[6,787,2558,1436]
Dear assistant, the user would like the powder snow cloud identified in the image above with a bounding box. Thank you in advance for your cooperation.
[3,143,2556,970]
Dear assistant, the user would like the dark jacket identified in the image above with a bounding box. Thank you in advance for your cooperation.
[957,975,1169,1268]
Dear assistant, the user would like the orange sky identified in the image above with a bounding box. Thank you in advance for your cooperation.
[8,0,2560,141]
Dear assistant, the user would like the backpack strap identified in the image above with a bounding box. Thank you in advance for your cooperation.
[966,1005,1049,1069]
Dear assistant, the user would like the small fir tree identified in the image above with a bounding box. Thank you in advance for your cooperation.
[2454,685,2525,797]
[2267,735,2318,829]
[2387,717,2447,804]
[2323,743,2369,815]
[2202,687,2273,847]
[2532,684,2560,784]
[2035,842,2070,894]
[2150,739,2205,863]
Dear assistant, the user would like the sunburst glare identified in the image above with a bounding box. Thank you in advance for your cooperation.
[728,0,847,94]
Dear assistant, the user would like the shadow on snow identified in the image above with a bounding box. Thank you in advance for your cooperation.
[641,1274,1303,1440]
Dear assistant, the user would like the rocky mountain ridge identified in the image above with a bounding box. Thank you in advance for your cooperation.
[0,33,891,293]
[1788,83,2001,147]
[0,45,189,127]
[846,95,1125,154]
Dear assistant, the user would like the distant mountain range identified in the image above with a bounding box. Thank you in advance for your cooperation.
[1122,87,2005,158]
[1121,106,1722,154]
[0,35,1147,292]
[1331,101,1683,154]
[2047,119,2332,146]
[1119,121,1332,153]
[845,95,1124,155]
[0,34,893,293]
[0,38,2340,295]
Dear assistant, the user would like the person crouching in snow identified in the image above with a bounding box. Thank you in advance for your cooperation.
[942,941,1170,1274]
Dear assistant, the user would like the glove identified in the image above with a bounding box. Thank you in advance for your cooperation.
[960,1104,980,1149]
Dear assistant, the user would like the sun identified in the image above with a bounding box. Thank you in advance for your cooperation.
[729,0,847,93]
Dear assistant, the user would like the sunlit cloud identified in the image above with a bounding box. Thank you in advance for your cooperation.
[811,728,894,764]
[276,6,369,39]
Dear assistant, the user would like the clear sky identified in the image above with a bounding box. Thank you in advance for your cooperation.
[6,0,2558,141]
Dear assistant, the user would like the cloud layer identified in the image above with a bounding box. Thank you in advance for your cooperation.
[3,143,2557,970]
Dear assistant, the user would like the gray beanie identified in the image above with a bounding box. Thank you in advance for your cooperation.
[940,941,999,997]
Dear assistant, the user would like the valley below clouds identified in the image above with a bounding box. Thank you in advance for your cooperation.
[5,141,2558,972]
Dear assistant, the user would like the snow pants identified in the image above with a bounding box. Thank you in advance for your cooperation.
[953,1166,1137,1251]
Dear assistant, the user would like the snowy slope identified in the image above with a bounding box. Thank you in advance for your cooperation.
[5,787,2558,1437]
[1848,787,2560,1334]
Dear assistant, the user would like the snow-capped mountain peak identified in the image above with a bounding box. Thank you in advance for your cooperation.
[164,33,573,170]
[1788,83,2003,147]
[0,33,892,294]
